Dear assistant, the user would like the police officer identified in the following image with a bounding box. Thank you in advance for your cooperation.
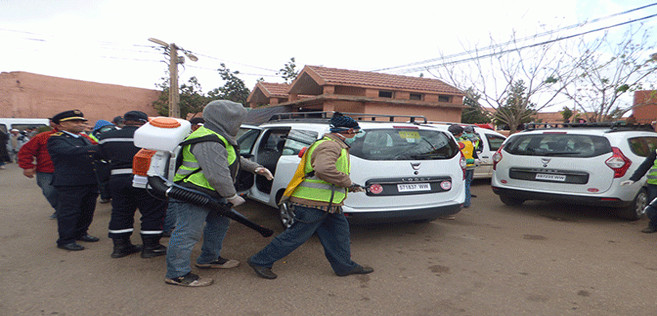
[621,148,657,233]
[47,110,100,251]
[247,112,373,280]
[98,111,168,258]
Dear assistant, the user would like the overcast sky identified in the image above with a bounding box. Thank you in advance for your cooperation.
[1,0,656,110]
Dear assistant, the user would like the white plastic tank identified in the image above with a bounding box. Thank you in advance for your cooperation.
[134,117,191,152]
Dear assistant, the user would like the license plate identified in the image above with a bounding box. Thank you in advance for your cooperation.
[535,173,566,182]
[397,183,431,192]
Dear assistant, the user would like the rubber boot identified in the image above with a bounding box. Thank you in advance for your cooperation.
[141,235,167,258]
[111,238,142,258]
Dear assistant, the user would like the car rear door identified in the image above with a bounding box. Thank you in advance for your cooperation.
[499,132,615,194]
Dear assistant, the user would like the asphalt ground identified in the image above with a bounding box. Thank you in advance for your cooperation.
[2,163,657,315]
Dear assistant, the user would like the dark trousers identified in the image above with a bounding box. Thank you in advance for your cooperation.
[645,184,657,228]
[107,175,166,239]
[55,185,98,245]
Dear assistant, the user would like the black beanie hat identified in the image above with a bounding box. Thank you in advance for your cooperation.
[329,112,360,132]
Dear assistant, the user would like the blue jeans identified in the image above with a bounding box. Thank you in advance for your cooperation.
[36,172,58,210]
[165,200,230,279]
[162,203,177,233]
[249,205,358,275]
[464,169,474,207]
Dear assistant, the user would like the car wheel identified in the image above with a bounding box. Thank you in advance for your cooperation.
[279,201,295,229]
[500,195,524,206]
[617,187,648,221]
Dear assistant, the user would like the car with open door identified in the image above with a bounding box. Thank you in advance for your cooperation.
[235,112,466,227]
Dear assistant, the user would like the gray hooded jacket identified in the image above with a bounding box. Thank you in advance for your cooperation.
[190,100,260,199]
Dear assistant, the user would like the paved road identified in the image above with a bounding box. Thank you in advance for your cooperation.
[2,163,657,315]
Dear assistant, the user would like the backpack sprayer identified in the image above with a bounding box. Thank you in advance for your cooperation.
[130,117,273,237]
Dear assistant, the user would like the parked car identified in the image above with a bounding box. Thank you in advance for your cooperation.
[235,112,466,227]
[0,118,49,134]
[424,122,507,179]
[491,123,657,220]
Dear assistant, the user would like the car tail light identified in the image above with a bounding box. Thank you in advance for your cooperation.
[605,147,632,178]
[492,145,504,170]
[368,184,384,194]
[459,152,466,179]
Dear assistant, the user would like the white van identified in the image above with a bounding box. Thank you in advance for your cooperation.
[0,118,50,134]
[424,122,507,179]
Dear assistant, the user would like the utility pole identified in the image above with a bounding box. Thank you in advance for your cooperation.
[148,38,198,118]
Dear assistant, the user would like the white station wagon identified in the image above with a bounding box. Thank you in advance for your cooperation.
[235,112,466,227]
[491,123,657,220]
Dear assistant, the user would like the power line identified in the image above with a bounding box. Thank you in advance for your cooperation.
[393,12,657,75]
[373,2,657,73]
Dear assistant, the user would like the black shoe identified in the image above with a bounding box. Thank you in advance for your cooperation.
[642,226,657,234]
[111,238,143,258]
[77,234,100,242]
[165,272,214,287]
[58,243,85,251]
[247,259,277,279]
[141,235,167,258]
[162,230,171,238]
[471,194,477,198]
[336,265,374,277]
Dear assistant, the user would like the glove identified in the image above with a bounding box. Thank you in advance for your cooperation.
[348,183,366,193]
[620,180,635,186]
[255,167,274,180]
[226,195,245,207]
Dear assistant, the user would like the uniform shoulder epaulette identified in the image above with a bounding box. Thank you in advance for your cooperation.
[52,132,64,136]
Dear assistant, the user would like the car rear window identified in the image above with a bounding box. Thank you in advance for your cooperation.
[628,136,657,157]
[504,133,611,157]
[346,128,459,160]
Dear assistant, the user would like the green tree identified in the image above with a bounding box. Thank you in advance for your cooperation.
[152,76,209,118]
[494,80,536,132]
[208,63,250,105]
[561,106,573,122]
[461,88,491,124]
[277,57,299,83]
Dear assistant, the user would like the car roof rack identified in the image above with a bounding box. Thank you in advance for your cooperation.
[268,111,427,124]
[524,122,656,132]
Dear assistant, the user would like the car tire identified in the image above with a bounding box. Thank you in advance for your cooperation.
[617,187,648,221]
[500,195,524,206]
[279,201,295,229]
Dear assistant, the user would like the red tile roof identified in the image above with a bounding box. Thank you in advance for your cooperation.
[257,82,290,97]
[304,65,463,95]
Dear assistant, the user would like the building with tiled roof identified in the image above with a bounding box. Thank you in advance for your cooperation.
[246,65,465,123]
[247,82,290,107]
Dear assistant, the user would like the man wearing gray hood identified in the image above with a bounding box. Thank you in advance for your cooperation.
[165,100,274,287]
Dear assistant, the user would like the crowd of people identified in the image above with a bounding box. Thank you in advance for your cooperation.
[9,101,374,287]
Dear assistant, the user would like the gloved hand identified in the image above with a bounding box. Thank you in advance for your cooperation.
[255,167,274,180]
[348,183,366,193]
[226,195,246,207]
[620,180,635,186]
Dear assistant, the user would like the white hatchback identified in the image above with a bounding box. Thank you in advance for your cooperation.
[491,123,657,219]
[236,112,466,227]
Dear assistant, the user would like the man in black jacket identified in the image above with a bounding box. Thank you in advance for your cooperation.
[47,110,100,251]
[98,111,167,258]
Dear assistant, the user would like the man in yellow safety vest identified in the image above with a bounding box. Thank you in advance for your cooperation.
[247,112,373,279]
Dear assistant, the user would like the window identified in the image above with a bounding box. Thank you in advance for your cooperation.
[410,93,423,100]
[281,129,318,156]
[378,90,394,98]
[628,137,657,157]
[486,134,506,151]
[346,128,458,160]
[504,134,611,158]
[438,95,451,102]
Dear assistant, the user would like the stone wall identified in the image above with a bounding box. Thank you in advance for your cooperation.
[0,71,160,123]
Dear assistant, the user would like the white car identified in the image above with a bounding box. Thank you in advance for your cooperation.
[424,123,507,179]
[491,123,657,220]
[236,112,466,227]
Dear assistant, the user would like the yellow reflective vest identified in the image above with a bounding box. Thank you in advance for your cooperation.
[291,137,350,204]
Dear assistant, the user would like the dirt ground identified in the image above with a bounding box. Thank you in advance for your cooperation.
[2,163,657,315]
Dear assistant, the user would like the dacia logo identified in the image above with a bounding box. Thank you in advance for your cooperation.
[541,158,551,167]
[402,177,431,182]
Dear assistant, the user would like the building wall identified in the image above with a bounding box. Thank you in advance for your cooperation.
[633,90,657,124]
[0,71,160,123]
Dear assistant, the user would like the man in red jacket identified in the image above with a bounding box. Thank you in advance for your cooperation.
[18,120,60,219]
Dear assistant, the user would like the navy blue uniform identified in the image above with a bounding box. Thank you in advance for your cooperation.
[47,131,99,246]
[98,126,167,239]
